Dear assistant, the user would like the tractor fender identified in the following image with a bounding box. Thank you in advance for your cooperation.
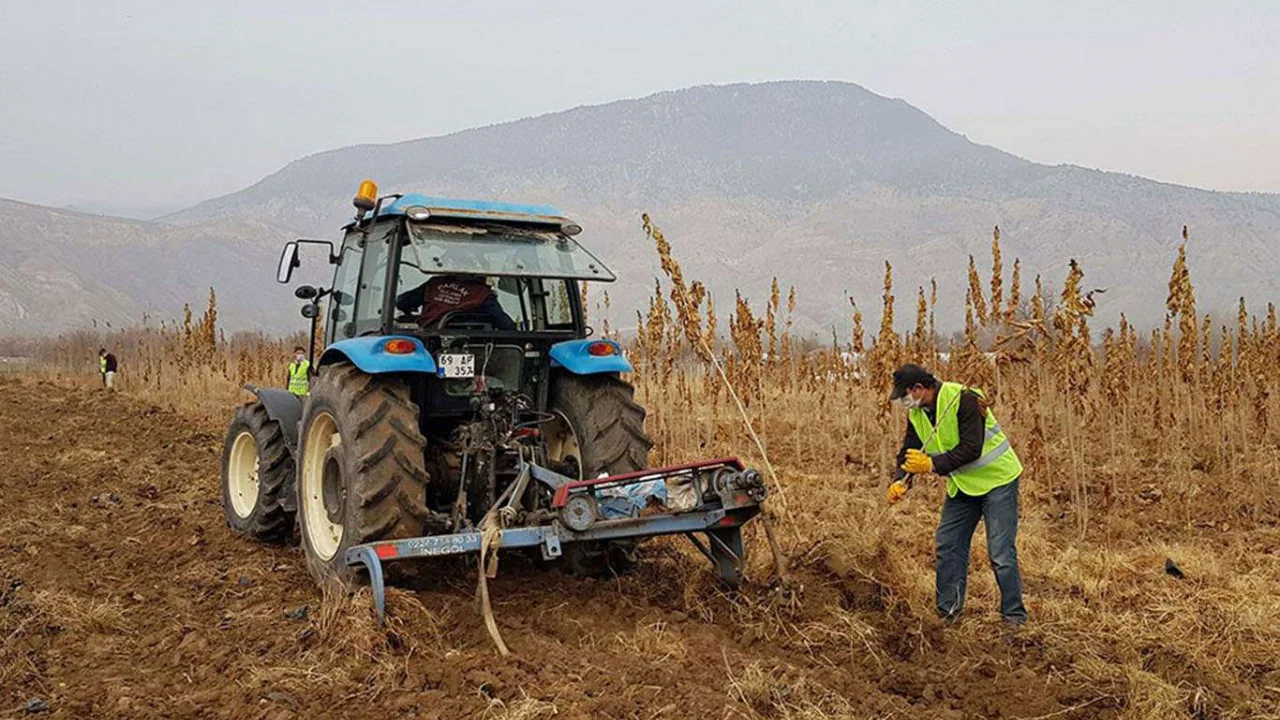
[318,336,437,375]
[244,386,302,453]
[550,339,634,375]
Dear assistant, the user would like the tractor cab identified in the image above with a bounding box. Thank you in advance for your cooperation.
[277,183,628,416]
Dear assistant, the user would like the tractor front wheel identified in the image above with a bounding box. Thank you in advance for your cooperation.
[546,372,653,577]
[220,402,294,543]
[296,364,435,587]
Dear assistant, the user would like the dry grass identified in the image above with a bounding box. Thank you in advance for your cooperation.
[481,690,560,720]
[5,217,1280,717]
[628,218,1279,718]
[29,590,131,635]
[3,289,305,424]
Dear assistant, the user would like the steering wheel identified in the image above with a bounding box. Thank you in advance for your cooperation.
[436,311,495,330]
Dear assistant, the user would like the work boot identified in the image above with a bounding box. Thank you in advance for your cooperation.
[1000,616,1027,644]
[1001,615,1028,630]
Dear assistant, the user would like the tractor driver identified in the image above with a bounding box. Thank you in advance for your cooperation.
[395,274,517,331]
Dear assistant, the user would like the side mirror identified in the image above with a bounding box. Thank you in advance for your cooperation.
[277,242,300,284]
[295,285,319,300]
[301,304,320,319]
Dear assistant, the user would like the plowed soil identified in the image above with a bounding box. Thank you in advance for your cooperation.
[2,376,1276,719]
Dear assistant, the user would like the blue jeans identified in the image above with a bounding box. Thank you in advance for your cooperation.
[935,477,1026,622]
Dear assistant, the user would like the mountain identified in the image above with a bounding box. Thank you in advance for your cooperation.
[7,81,1280,336]
[0,198,305,334]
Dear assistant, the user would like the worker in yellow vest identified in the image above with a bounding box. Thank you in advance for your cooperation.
[887,364,1026,626]
[287,346,311,397]
[98,348,118,390]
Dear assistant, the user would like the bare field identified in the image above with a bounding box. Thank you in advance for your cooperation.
[1,374,1277,719]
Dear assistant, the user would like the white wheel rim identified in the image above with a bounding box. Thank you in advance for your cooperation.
[302,412,343,560]
[545,411,584,480]
[227,431,260,518]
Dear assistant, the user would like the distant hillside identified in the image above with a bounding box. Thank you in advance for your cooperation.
[6,81,1278,336]
[0,199,303,334]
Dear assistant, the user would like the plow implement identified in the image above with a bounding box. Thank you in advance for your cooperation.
[345,458,769,622]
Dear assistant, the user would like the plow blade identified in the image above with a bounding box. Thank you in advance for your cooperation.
[345,457,768,622]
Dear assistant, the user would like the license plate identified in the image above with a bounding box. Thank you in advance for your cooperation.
[439,353,475,379]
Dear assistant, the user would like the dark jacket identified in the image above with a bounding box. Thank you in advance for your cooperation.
[894,387,985,481]
[395,278,516,331]
[103,354,118,373]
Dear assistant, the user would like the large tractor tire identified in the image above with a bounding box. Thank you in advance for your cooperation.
[220,402,295,543]
[296,364,434,586]
[547,372,653,576]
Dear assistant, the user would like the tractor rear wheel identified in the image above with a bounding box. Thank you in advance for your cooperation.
[296,364,435,587]
[547,372,653,576]
[220,402,294,543]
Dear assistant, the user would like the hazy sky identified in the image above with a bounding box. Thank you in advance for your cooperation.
[0,0,1275,216]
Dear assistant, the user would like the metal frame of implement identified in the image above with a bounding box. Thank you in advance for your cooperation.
[345,457,768,621]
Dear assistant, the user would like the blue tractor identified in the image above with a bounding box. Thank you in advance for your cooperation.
[219,181,767,613]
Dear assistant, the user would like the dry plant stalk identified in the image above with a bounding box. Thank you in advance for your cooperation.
[990,225,1003,320]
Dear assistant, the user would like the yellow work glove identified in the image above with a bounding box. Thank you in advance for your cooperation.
[887,480,908,505]
[901,448,933,475]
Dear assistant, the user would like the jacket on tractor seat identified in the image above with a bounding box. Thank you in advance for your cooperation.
[395,276,516,331]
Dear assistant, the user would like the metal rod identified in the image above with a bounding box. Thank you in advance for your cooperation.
[306,301,320,368]
[683,532,716,564]
[706,530,741,562]
[451,452,471,531]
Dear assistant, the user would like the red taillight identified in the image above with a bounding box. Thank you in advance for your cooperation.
[587,341,617,357]
[383,339,416,355]
[374,544,399,559]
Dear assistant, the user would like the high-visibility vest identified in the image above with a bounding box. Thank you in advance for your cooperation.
[99,356,107,374]
[908,381,1022,497]
[288,360,310,396]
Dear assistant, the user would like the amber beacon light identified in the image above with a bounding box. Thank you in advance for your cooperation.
[353,179,378,213]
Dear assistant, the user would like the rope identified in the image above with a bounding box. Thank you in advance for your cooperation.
[476,512,510,656]
[472,457,532,656]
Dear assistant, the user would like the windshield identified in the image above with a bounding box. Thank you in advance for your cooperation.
[404,222,615,281]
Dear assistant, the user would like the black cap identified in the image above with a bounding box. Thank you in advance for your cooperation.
[890,363,936,399]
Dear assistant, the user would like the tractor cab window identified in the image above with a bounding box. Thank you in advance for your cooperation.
[327,236,363,340]
[353,224,395,335]
[545,280,576,329]
[393,263,577,332]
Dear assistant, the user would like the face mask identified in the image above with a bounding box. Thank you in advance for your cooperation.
[896,393,921,410]
[295,354,305,363]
